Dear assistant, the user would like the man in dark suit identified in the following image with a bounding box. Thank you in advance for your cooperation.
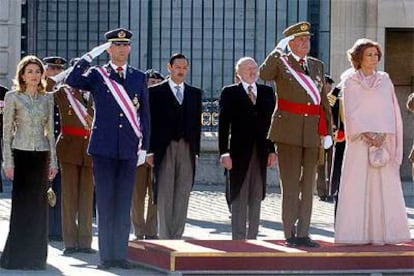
[219,57,276,240]
[43,56,67,242]
[0,85,7,193]
[66,28,150,269]
[148,53,202,240]
[260,22,332,247]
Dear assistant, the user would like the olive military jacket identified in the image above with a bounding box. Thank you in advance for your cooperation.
[260,50,332,148]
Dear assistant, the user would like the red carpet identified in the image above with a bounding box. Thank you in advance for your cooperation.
[127,239,414,273]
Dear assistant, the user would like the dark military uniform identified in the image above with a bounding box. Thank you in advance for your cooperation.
[328,87,346,217]
[66,28,150,266]
[43,56,68,242]
[316,75,335,202]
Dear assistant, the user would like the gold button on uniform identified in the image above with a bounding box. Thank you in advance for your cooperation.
[120,113,124,117]
[307,102,311,106]
[119,124,123,128]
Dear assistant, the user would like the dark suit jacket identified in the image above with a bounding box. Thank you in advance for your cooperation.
[66,60,150,159]
[218,83,276,203]
[260,51,332,148]
[149,80,202,198]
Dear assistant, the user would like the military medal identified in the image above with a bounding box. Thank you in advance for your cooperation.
[315,75,322,91]
[84,114,93,130]
[68,105,72,115]
[133,94,140,110]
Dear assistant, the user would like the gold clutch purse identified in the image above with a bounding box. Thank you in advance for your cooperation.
[47,187,56,207]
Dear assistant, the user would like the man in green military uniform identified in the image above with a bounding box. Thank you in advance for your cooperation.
[46,57,96,255]
[260,21,332,248]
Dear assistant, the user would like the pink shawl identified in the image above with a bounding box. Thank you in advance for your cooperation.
[342,70,403,165]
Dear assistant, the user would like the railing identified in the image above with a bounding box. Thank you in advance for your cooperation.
[201,99,219,132]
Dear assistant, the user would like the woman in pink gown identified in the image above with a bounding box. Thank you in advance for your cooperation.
[335,38,411,245]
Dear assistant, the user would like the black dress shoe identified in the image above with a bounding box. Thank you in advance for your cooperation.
[113,259,136,269]
[135,234,145,240]
[97,261,112,270]
[284,237,297,246]
[295,237,320,248]
[145,235,158,240]
[63,247,78,255]
[78,247,97,254]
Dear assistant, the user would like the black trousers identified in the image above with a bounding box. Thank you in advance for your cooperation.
[0,149,49,270]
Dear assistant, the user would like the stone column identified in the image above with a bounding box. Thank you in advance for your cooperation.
[0,0,21,88]
[330,0,369,81]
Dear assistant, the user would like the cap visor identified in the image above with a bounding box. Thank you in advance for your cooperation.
[108,38,131,42]
[293,32,312,37]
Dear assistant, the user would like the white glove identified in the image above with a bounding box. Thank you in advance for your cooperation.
[137,150,147,167]
[50,67,72,84]
[276,35,295,52]
[82,42,112,62]
[323,135,333,149]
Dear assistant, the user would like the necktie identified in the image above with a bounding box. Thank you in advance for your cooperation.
[116,66,124,79]
[299,59,308,74]
[247,85,256,105]
[175,85,183,104]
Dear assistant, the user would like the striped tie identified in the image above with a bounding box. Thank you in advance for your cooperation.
[175,85,183,104]
[247,85,256,105]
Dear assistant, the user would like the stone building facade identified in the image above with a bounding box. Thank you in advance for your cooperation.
[0,0,413,179]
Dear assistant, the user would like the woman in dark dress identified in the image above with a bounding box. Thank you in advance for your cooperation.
[0,55,58,270]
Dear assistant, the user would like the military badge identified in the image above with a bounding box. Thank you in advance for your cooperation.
[133,94,140,110]
[300,23,308,31]
[84,114,93,130]
[106,66,112,74]
[315,75,323,91]
[118,30,126,39]
[68,105,72,115]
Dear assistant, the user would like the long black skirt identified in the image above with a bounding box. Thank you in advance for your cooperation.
[0,149,49,270]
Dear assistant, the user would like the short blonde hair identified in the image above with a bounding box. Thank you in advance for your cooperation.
[13,55,46,93]
[347,38,382,70]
